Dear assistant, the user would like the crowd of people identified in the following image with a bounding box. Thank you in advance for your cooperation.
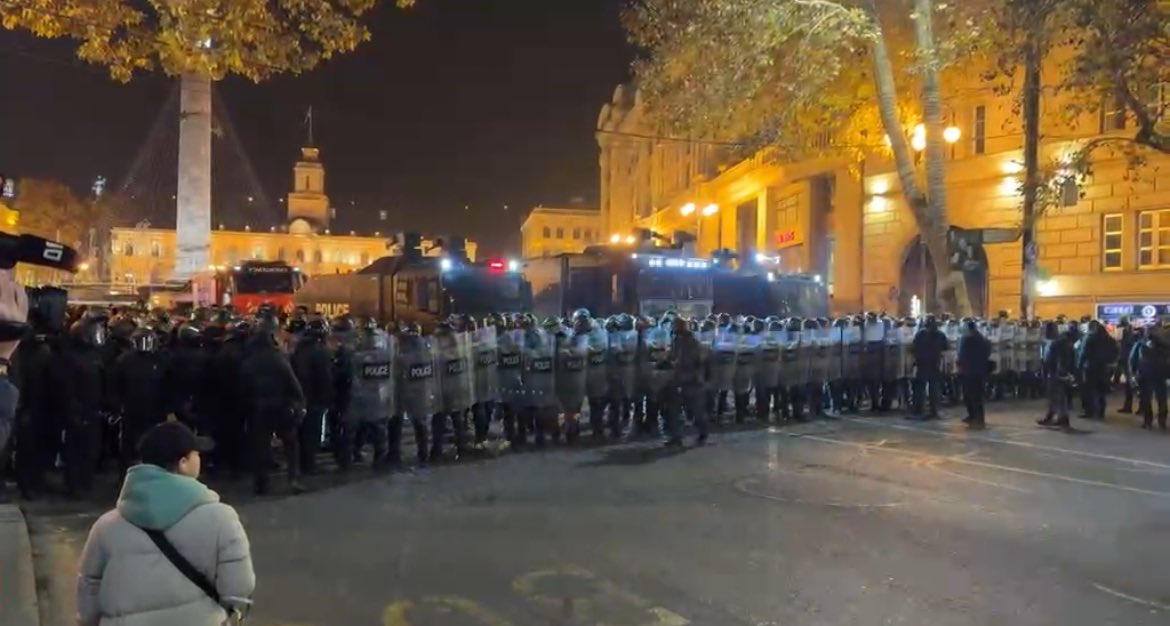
[3,303,1168,499]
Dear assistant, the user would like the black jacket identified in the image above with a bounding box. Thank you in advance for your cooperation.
[111,350,169,420]
[957,333,991,377]
[238,337,305,414]
[291,337,335,410]
[911,327,948,373]
[1043,336,1077,379]
[51,341,106,425]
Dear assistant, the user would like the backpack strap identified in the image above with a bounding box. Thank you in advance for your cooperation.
[139,526,221,605]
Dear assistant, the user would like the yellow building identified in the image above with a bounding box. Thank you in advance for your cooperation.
[520,205,601,259]
[109,146,475,285]
[597,69,1170,319]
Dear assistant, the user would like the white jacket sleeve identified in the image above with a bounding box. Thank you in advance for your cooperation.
[75,521,108,626]
[213,504,256,607]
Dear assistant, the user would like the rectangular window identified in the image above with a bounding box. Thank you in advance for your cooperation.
[1099,95,1127,133]
[584,228,592,242]
[556,227,564,239]
[1137,209,1170,269]
[150,241,161,257]
[572,228,581,240]
[542,226,551,238]
[1102,213,1123,271]
[973,105,986,155]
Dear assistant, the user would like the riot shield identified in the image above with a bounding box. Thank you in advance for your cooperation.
[987,325,1002,373]
[733,332,759,396]
[843,325,862,380]
[436,330,475,413]
[348,330,397,422]
[555,332,588,414]
[644,325,674,395]
[756,332,782,393]
[585,324,609,399]
[473,326,500,404]
[942,323,958,376]
[396,335,436,420]
[607,329,638,400]
[497,329,525,410]
[710,328,738,392]
[781,330,803,388]
[807,328,829,387]
[826,327,844,382]
[898,326,916,379]
[523,328,558,409]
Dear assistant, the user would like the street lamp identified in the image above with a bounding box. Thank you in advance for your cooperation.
[609,233,621,244]
[679,202,696,216]
[701,203,719,217]
[910,123,961,152]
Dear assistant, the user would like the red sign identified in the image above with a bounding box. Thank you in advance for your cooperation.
[774,229,798,246]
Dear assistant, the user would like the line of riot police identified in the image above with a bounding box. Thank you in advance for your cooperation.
[7,302,1167,502]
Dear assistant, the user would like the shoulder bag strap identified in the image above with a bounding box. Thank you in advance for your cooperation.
[140,527,222,605]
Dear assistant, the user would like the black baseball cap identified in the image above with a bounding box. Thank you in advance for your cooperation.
[138,421,214,468]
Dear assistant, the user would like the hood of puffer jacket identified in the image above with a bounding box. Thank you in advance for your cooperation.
[116,464,220,531]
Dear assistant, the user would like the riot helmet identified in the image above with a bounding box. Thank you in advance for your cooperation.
[130,326,157,353]
[70,318,107,348]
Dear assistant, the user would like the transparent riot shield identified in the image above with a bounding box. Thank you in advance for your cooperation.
[555,332,588,415]
[644,325,674,395]
[350,330,397,422]
[898,326,917,380]
[1001,324,1017,374]
[585,324,609,400]
[436,330,475,414]
[496,328,525,410]
[473,326,500,404]
[710,328,737,392]
[883,329,900,383]
[756,331,782,393]
[396,335,436,421]
[843,324,862,380]
[826,326,844,383]
[781,329,803,389]
[607,329,638,400]
[523,328,558,409]
[733,332,759,397]
[807,328,829,388]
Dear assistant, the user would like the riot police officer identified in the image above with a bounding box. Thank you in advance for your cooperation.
[340,318,395,470]
[11,304,60,497]
[238,317,307,495]
[433,321,474,458]
[53,317,107,496]
[394,322,435,466]
[166,323,208,431]
[292,318,334,474]
[110,326,169,473]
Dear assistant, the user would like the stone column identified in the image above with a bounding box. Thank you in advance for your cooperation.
[174,72,212,280]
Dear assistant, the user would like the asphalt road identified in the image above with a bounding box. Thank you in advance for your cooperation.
[26,402,1170,626]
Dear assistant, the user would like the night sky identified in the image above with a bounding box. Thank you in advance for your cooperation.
[0,0,631,256]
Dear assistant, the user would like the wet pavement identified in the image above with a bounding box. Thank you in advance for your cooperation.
[26,402,1170,626]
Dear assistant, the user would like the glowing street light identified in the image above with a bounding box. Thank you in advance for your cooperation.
[911,123,962,152]
[624,235,636,245]
[609,233,621,244]
[679,202,696,216]
[701,203,719,217]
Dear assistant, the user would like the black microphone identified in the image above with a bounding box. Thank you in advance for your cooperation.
[0,232,81,272]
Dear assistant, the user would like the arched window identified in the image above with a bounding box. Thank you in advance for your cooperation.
[296,249,306,263]
[150,241,161,257]
[277,247,287,261]
[313,250,323,264]
[124,243,134,256]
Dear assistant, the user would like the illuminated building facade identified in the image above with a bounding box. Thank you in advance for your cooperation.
[109,146,475,285]
[598,70,1170,318]
[520,206,601,259]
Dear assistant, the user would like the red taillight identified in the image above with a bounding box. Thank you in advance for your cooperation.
[487,259,506,271]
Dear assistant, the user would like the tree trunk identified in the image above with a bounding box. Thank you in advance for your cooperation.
[912,0,970,316]
[1020,30,1042,319]
[867,8,966,315]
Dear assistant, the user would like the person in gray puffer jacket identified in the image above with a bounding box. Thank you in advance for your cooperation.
[76,421,255,626]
